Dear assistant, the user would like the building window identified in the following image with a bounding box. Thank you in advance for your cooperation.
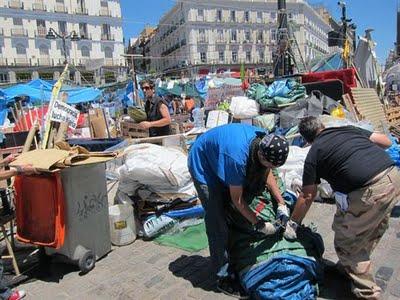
[36,19,45,28]
[245,30,251,42]
[199,29,206,42]
[217,29,223,41]
[16,44,26,55]
[58,21,67,35]
[288,13,293,19]
[81,46,90,57]
[257,11,262,22]
[39,45,49,55]
[13,18,23,26]
[79,23,88,38]
[104,47,112,58]
[218,51,224,62]
[257,30,263,42]
[245,11,250,22]
[198,9,204,18]
[102,24,111,39]
[258,49,264,61]
[232,51,238,63]
[56,0,64,3]
[271,12,276,19]
[100,0,108,7]
[200,52,206,63]
[246,51,251,62]
[271,29,277,41]
[230,10,235,22]
[217,10,222,22]
[231,30,237,42]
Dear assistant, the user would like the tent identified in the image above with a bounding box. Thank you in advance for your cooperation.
[3,79,102,105]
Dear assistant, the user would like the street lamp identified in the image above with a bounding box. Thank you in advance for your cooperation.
[46,27,80,64]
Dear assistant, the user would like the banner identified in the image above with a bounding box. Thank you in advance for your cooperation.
[50,100,79,129]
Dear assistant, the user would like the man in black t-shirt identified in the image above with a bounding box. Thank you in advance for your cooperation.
[284,116,400,300]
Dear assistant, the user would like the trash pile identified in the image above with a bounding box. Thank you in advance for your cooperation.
[113,143,205,245]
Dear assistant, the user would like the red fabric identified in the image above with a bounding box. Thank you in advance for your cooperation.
[14,173,65,248]
[301,68,357,94]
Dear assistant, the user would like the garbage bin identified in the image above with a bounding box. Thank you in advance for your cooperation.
[44,163,111,273]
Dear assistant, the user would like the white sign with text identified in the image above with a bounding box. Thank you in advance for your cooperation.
[50,100,80,129]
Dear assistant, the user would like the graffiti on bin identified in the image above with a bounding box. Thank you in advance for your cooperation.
[75,192,107,221]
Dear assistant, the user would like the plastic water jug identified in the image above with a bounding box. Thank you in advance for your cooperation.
[109,204,136,246]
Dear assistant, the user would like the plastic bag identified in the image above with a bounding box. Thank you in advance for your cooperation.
[230,96,260,119]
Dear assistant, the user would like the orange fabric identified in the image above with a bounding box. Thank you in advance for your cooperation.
[14,173,65,248]
[184,99,195,112]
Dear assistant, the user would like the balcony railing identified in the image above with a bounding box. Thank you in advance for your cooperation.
[14,57,30,66]
[55,3,67,13]
[100,7,111,17]
[35,27,47,37]
[11,27,27,37]
[76,7,88,15]
[33,1,45,11]
[37,57,51,66]
[101,33,114,41]
[9,0,23,9]
[197,38,207,44]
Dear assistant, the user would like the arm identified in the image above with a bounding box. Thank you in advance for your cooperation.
[369,132,392,149]
[0,169,18,181]
[229,185,258,225]
[150,103,171,127]
[265,169,286,206]
[289,184,318,223]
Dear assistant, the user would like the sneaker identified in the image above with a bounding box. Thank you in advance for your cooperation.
[217,277,249,299]
[8,290,26,300]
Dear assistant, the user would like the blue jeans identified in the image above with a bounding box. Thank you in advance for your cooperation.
[0,260,11,300]
[192,178,230,279]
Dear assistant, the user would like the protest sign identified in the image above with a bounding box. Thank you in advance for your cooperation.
[50,100,80,129]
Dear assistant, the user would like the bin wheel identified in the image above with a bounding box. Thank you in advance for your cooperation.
[78,250,95,273]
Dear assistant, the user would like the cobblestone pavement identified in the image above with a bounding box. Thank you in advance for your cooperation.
[6,201,400,299]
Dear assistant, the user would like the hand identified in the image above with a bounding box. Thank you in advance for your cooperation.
[3,154,18,166]
[283,220,299,240]
[138,121,152,130]
[13,164,39,176]
[276,204,290,226]
[258,222,278,236]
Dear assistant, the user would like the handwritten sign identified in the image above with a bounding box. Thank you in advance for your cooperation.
[50,100,80,129]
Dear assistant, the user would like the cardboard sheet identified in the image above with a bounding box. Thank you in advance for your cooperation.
[10,149,70,171]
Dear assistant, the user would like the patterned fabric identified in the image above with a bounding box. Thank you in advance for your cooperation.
[259,134,289,167]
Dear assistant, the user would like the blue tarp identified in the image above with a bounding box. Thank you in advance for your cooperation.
[240,254,320,300]
[3,79,102,105]
[387,135,400,168]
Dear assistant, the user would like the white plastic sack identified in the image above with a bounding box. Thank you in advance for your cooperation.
[230,96,260,119]
[117,143,196,196]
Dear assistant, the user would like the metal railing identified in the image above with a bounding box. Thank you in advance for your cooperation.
[33,1,45,10]
[14,57,30,66]
[35,27,47,37]
[37,57,52,66]
[55,3,67,13]
[101,33,114,41]
[11,27,27,36]
[100,7,111,16]
[9,0,22,9]
[76,7,88,15]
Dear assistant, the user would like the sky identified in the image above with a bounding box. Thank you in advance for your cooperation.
[120,0,398,65]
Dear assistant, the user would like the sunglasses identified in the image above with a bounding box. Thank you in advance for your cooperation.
[142,86,151,91]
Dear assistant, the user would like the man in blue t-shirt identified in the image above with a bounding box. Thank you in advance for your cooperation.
[188,123,290,299]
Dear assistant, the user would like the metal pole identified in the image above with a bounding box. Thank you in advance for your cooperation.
[62,37,67,65]
[131,56,140,106]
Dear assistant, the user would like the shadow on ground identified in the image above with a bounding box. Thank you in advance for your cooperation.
[168,254,218,292]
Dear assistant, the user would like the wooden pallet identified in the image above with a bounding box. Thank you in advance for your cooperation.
[120,121,149,138]
[385,106,400,126]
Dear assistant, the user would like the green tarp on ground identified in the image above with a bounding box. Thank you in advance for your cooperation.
[154,222,208,252]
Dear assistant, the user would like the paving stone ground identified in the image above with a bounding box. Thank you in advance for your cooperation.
[4,201,399,299]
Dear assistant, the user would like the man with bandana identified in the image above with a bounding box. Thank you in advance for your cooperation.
[188,124,290,299]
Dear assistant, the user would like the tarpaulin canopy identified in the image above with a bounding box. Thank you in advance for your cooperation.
[310,52,344,72]
[3,79,102,105]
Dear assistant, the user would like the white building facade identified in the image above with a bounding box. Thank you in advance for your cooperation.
[0,0,126,84]
[147,0,332,76]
